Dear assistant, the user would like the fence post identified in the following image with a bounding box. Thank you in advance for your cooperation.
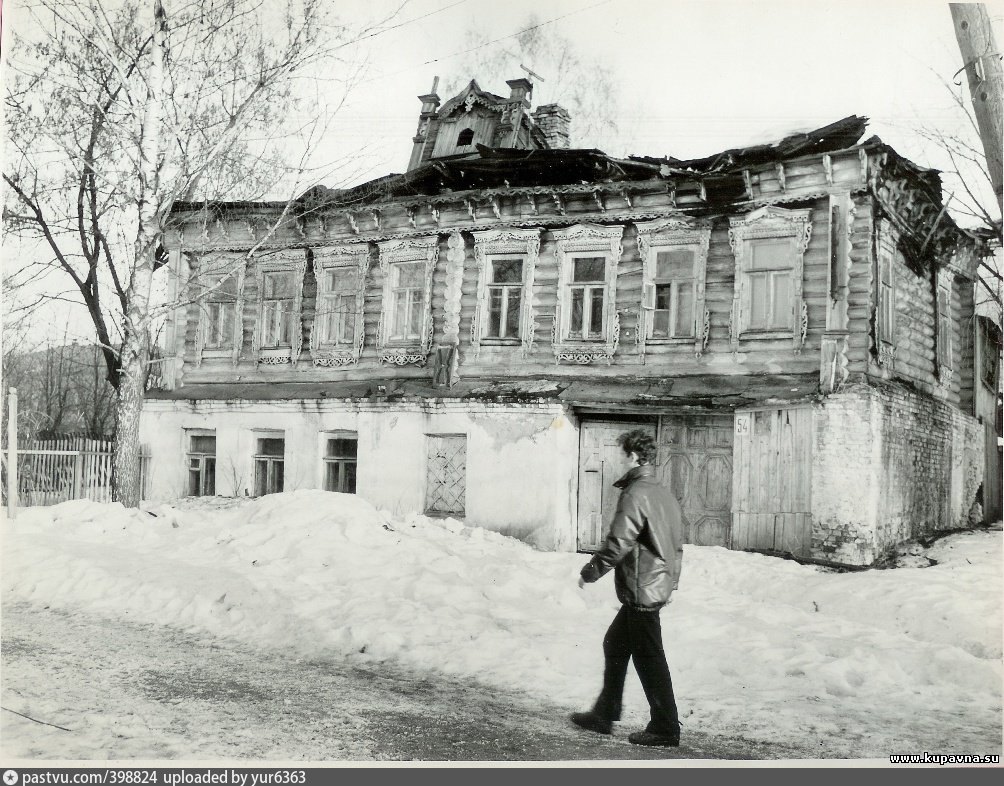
[73,451,83,499]
[7,388,17,519]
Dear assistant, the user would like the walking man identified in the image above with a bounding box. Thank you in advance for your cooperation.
[572,429,685,747]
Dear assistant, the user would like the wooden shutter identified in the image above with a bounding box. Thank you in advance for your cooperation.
[426,435,467,515]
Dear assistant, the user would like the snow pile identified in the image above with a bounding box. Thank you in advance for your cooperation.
[2,492,1001,755]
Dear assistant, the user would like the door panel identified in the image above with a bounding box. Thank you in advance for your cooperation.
[657,414,733,547]
[731,408,813,557]
[577,421,656,551]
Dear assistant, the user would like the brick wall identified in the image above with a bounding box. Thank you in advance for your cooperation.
[812,382,984,565]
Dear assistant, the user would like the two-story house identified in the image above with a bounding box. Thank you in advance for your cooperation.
[141,76,993,567]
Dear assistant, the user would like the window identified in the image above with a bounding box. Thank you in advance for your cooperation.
[457,128,474,147]
[471,228,541,357]
[261,271,296,348]
[552,224,625,364]
[487,258,523,338]
[636,217,712,357]
[193,255,246,367]
[186,432,216,497]
[936,271,954,382]
[253,436,284,496]
[390,261,425,340]
[728,206,811,352]
[252,251,307,365]
[204,275,239,350]
[377,237,438,365]
[426,434,466,516]
[875,220,897,366]
[310,246,368,367]
[323,435,357,493]
[569,257,607,339]
[979,318,1001,390]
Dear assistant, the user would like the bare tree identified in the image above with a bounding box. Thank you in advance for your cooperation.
[3,0,394,505]
[443,13,625,152]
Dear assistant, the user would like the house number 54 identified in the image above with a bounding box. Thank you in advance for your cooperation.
[735,414,751,435]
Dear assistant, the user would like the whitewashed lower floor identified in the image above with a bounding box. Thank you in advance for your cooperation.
[139,382,984,565]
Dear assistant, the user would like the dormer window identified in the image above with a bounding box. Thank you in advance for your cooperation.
[457,128,474,147]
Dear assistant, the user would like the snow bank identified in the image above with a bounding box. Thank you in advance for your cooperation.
[3,493,1001,754]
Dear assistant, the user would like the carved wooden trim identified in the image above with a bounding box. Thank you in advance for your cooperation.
[443,231,465,346]
[552,223,624,364]
[310,244,370,367]
[376,235,439,365]
[470,227,542,359]
[251,249,308,366]
[727,206,812,352]
[635,217,712,358]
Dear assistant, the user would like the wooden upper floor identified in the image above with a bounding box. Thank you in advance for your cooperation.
[157,122,989,415]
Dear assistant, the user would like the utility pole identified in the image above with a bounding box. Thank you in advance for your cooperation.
[950,3,1004,214]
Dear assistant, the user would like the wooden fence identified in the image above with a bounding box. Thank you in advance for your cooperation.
[3,437,151,507]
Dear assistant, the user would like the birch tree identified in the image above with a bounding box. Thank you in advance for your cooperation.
[3,0,383,505]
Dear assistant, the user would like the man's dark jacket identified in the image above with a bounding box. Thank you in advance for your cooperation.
[580,464,685,610]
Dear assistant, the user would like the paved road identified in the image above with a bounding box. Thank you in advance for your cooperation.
[1,602,817,762]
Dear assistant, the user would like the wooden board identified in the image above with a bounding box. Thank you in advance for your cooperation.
[731,407,813,557]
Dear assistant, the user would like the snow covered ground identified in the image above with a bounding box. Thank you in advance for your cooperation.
[2,490,1001,761]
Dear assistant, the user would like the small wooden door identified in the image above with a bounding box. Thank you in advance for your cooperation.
[657,414,733,547]
[577,421,656,551]
[731,407,813,557]
[426,434,467,515]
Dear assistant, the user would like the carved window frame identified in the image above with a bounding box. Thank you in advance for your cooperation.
[251,249,308,366]
[376,236,439,366]
[936,268,954,385]
[875,219,898,366]
[636,218,712,358]
[192,253,246,368]
[470,228,541,359]
[310,245,369,367]
[552,224,624,364]
[728,206,812,353]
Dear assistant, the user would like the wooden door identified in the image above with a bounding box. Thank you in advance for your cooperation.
[577,421,656,551]
[731,407,813,557]
[657,414,734,547]
[426,434,467,515]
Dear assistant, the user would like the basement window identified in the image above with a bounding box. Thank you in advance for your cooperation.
[186,430,216,497]
[323,434,358,493]
[254,436,285,496]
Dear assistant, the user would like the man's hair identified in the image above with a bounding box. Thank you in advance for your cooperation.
[618,429,657,464]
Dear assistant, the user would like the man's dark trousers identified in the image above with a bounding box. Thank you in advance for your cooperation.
[593,606,679,734]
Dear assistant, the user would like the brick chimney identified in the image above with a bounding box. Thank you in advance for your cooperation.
[531,104,571,149]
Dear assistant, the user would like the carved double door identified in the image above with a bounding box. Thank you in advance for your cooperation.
[577,414,734,552]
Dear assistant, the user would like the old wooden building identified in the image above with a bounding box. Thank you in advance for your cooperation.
[141,76,994,566]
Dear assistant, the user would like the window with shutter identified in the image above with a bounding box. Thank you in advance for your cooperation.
[252,250,307,365]
[875,221,898,366]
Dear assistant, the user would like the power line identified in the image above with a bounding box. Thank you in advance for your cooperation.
[330,0,473,51]
[359,0,614,85]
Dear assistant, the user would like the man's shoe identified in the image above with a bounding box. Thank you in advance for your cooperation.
[570,711,613,735]
[628,729,680,747]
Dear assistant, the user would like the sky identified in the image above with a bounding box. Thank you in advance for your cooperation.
[1,0,1002,346]
[1,491,1001,761]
